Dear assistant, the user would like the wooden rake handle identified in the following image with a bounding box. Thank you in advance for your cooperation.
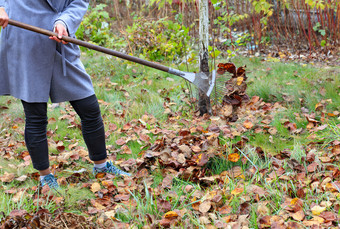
[8,19,170,73]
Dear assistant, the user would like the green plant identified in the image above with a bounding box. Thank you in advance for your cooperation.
[313,22,327,47]
[76,4,111,46]
[123,16,194,63]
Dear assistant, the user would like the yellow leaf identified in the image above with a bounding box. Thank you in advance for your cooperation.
[104,210,116,219]
[164,211,178,218]
[312,216,325,223]
[315,102,323,110]
[91,182,101,193]
[243,120,254,129]
[236,77,244,85]
[231,187,243,195]
[228,153,240,162]
[93,201,106,210]
[290,198,299,205]
[311,205,326,216]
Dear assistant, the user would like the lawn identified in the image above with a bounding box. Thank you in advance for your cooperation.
[0,54,339,228]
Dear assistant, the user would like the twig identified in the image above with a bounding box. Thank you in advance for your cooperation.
[61,217,69,229]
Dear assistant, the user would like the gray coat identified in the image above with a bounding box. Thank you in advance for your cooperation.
[0,0,95,103]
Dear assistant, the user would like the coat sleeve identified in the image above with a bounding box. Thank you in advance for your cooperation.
[55,0,89,36]
[0,0,6,7]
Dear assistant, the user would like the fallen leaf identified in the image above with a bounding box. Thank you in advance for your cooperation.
[12,190,25,203]
[311,205,326,216]
[0,172,15,183]
[228,153,240,162]
[231,187,243,195]
[307,162,318,173]
[243,120,253,129]
[291,210,305,221]
[91,182,101,193]
[15,175,28,182]
[199,201,212,213]
[257,203,269,215]
[121,145,132,154]
[116,138,126,146]
[162,175,173,189]
[164,211,178,219]
[319,211,337,222]
[104,210,116,219]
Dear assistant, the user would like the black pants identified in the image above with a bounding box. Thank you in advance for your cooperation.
[21,95,107,171]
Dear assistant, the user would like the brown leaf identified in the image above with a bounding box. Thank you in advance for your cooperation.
[319,211,337,222]
[243,120,253,129]
[139,133,150,142]
[199,201,212,213]
[91,182,101,193]
[296,188,305,198]
[191,145,201,153]
[332,145,340,155]
[0,172,15,183]
[116,138,126,146]
[284,121,297,132]
[199,216,210,225]
[162,175,173,189]
[258,215,271,227]
[178,145,192,155]
[248,185,267,196]
[109,123,117,131]
[257,203,269,216]
[12,190,25,203]
[291,210,305,221]
[114,194,130,202]
[268,127,277,135]
[218,205,232,215]
[158,199,172,212]
[287,222,304,229]
[9,210,27,217]
[15,175,28,182]
[123,123,132,130]
[221,104,233,117]
[177,153,186,164]
[159,218,171,228]
[135,168,149,178]
[194,153,209,166]
[307,162,318,173]
[121,145,132,154]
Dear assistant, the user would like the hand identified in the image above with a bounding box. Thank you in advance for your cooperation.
[0,8,9,28]
[49,23,69,44]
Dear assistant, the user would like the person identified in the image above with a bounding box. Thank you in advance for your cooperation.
[0,0,131,191]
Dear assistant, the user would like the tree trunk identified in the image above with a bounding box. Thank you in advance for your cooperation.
[198,0,211,115]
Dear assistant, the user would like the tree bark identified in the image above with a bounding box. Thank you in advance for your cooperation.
[198,0,211,115]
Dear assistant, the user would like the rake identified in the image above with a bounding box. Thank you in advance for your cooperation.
[7,19,216,97]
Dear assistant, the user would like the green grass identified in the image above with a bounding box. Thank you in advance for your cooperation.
[0,54,339,227]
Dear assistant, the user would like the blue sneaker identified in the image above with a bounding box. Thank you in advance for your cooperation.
[93,161,131,177]
[40,174,60,191]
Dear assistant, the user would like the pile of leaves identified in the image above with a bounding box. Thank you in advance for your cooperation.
[1,209,96,229]
[216,62,249,122]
